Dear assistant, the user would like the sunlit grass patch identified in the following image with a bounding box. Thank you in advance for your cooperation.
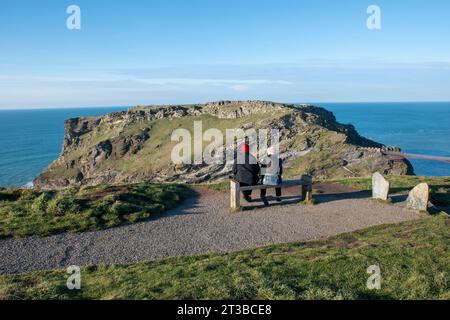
[0,183,189,238]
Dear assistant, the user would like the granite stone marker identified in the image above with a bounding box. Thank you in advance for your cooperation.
[406,183,429,212]
[372,172,390,201]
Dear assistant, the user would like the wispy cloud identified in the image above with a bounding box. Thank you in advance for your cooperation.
[1,59,450,108]
[133,78,292,86]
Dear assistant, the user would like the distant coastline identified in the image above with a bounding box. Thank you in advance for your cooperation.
[2,101,450,111]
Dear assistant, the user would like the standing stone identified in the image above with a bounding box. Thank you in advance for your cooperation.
[372,172,390,201]
[406,183,430,211]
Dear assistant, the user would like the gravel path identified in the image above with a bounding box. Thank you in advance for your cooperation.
[0,184,423,275]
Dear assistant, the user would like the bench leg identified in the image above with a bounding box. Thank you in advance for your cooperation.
[305,184,313,202]
[230,181,240,210]
[301,184,313,202]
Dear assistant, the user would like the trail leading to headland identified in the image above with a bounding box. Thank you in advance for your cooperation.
[0,184,423,275]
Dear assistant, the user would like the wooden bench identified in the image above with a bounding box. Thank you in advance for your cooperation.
[230,175,313,210]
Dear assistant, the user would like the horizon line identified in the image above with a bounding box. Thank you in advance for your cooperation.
[1,100,450,111]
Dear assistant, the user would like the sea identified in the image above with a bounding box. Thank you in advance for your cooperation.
[0,102,449,187]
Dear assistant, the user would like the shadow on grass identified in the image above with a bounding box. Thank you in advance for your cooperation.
[238,187,372,209]
[390,194,408,204]
[148,188,203,218]
[239,191,370,209]
[353,291,398,300]
[240,195,304,210]
[313,191,371,204]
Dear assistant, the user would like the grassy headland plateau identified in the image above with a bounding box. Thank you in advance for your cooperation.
[34,101,413,190]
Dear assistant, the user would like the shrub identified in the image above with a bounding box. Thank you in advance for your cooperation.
[93,195,118,214]
[124,211,149,223]
[110,201,140,216]
[46,196,82,216]
[101,212,121,227]
[31,192,53,213]
[18,189,39,201]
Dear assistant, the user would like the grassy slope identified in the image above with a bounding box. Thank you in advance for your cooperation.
[119,113,286,173]
[0,183,188,238]
[284,130,348,178]
[47,111,292,179]
[330,176,450,206]
[0,216,448,300]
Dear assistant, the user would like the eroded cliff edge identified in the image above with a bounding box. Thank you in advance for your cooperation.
[34,101,414,189]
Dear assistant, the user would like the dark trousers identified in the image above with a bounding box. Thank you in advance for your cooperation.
[261,188,282,198]
[240,182,255,198]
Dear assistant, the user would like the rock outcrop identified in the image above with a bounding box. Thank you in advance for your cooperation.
[34,101,414,189]
[406,183,430,211]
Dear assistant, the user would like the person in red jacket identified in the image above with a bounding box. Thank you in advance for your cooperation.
[232,143,260,202]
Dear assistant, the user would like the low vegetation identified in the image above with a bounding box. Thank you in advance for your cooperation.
[1,216,448,300]
[331,176,450,206]
[0,183,189,238]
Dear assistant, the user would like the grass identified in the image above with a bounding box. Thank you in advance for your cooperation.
[43,111,291,182]
[199,180,230,191]
[299,199,317,206]
[0,183,189,238]
[330,176,450,207]
[371,198,393,205]
[114,111,291,173]
[0,216,449,300]
[284,131,347,179]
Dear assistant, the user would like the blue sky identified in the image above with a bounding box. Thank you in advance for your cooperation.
[0,0,449,108]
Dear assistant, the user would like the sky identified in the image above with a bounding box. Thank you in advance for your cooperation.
[0,0,449,108]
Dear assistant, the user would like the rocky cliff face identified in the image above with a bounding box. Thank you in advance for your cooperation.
[34,101,414,189]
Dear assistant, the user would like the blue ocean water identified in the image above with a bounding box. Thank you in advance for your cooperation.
[321,102,450,177]
[0,107,127,187]
[0,103,449,187]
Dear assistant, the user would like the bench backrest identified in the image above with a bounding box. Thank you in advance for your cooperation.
[233,178,312,191]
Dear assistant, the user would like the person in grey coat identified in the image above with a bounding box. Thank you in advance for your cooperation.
[260,146,283,206]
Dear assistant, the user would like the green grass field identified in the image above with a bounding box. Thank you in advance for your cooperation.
[1,216,449,300]
[0,183,188,238]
